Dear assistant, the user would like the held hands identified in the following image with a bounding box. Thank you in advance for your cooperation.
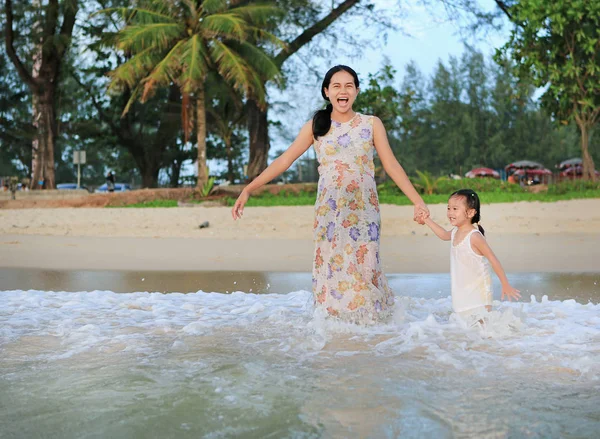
[233,192,431,223]
[231,189,249,220]
[414,204,430,225]
[501,284,521,302]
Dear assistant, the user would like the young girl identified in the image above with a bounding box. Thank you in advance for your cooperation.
[232,65,429,324]
[420,189,520,320]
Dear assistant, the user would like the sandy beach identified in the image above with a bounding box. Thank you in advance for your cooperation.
[1,199,599,273]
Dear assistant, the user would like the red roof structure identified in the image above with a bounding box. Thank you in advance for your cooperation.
[465,167,501,179]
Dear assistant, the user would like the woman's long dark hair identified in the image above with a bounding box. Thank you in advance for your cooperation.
[450,189,485,235]
[312,65,360,138]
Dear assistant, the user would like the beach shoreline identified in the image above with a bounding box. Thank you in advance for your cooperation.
[1,199,599,273]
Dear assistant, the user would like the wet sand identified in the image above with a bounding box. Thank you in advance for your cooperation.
[1,268,599,303]
[1,232,599,273]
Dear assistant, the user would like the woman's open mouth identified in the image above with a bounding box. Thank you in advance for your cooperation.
[337,97,350,108]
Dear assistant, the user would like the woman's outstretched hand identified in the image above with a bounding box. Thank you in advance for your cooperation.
[414,203,430,224]
[232,189,249,220]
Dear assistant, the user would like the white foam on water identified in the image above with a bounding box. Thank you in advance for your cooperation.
[0,289,598,379]
[1,288,599,438]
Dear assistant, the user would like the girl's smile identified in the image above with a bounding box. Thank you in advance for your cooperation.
[447,196,474,228]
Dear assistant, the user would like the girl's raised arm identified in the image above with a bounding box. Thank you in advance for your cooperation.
[471,233,521,301]
[372,117,429,221]
[232,121,314,220]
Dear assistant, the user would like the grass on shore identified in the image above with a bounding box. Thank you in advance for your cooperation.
[112,179,600,208]
[118,189,600,208]
[231,189,600,207]
[119,200,179,208]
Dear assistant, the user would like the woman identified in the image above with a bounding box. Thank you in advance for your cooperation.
[232,65,429,324]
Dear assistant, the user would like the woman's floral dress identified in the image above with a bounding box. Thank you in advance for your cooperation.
[312,113,395,324]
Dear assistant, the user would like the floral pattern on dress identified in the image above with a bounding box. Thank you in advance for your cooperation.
[312,113,394,324]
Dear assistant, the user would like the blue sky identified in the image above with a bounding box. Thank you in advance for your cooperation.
[354,0,510,82]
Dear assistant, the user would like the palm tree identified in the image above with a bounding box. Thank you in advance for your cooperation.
[414,170,448,195]
[99,0,281,187]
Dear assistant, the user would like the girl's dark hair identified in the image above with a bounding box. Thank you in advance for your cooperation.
[450,189,485,235]
[312,65,360,138]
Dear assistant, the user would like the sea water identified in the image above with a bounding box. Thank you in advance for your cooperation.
[1,284,599,438]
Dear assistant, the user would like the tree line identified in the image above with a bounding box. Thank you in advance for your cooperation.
[352,52,593,179]
[1,0,597,189]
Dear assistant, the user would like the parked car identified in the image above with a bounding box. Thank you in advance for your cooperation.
[94,183,132,193]
[57,183,90,192]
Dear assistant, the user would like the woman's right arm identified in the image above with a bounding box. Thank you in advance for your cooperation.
[232,121,315,220]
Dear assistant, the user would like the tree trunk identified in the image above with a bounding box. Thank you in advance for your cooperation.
[170,161,182,187]
[30,0,43,189]
[5,0,78,190]
[31,92,43,189]
[577,121,597,181]
[247,98,270,181]
[225,135,235,184]
[31,87,57,189]
[141,166,160,189]
[196,84,208,188]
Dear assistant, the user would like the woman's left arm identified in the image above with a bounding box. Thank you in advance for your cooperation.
[372,117,429,220]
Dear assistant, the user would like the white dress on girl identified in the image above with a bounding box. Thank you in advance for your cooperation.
[450,227,493,317]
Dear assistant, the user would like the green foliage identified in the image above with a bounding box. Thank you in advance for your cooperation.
[500,0,600,124]
[101,0,282,110]
[377,176,524,197]
[413,170,449,195]
[205,74,248,184]
[200,176,216,197]
[99,0,283,187]
[546,179,600,195]
[499,0,599,178]
[434,178,525,194]
[0,53,32,177]
[221,186,600,208]
[117,200,178,208]
[354,65,402,131]
[386,48,599,178]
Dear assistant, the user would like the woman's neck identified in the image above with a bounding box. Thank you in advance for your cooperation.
[331,110,356,123]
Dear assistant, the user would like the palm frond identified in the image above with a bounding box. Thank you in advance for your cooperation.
[177,34,210,94]
[108,47,163,91]
[201,14,248,41]
[233,41,280,82]
[121,82,144,116]
[201,0,228,16]
[247,27,286,51]
[209,40,252,95]
[141,39,188,101]
[229,4,283,27]
[180,0,199,22]
[93,6,176,25]
[116,23,184,54]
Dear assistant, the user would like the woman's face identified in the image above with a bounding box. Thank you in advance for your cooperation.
[324,70,359,114]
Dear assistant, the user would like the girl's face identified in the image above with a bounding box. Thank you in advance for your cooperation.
[447,195,475,227]
[324,71,359,114]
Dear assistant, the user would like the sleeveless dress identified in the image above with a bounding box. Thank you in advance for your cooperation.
[450,227,493,315]
[312,113,395,324]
